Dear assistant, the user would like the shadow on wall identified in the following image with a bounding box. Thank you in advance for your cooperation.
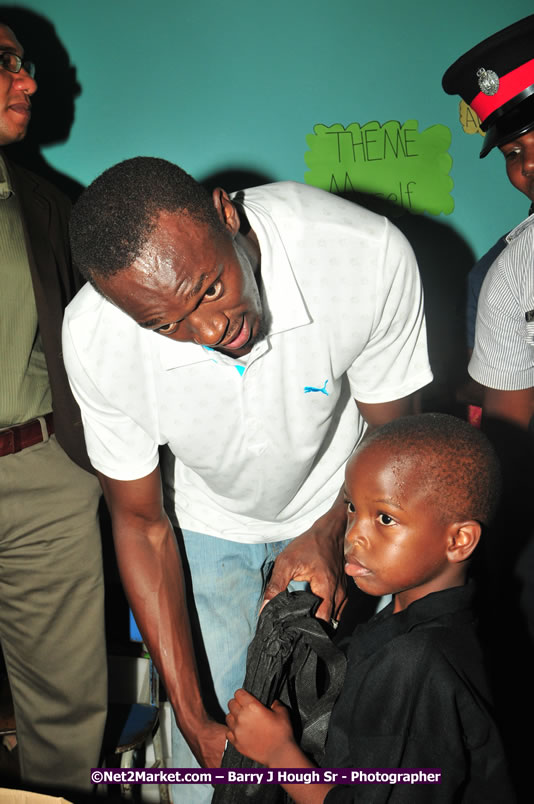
[0,4,84,201]
[396,204,476,412]
[201,168,276,194]
[334,190,476,415]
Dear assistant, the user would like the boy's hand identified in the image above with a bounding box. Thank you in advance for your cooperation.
[226,689,296,766]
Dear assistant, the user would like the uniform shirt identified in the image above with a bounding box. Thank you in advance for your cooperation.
[63,182,432,543]
[469,214,534,391]
[323,585,515,803]
[466,235,508,350]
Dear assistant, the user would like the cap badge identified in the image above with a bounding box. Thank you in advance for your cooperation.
[476,67,499,96]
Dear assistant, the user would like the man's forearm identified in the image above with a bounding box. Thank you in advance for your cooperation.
[111,510,222,761]
[482,386,534,431]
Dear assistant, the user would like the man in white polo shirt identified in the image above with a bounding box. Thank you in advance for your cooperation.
[63,156,432,798]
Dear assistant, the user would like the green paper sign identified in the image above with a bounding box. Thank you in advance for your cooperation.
[304,121,454,216]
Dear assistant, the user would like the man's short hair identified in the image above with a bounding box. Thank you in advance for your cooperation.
[69,156,225,281]
[361,413,501,526]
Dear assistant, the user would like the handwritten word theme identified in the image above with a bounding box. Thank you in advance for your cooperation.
[305,121,453,216]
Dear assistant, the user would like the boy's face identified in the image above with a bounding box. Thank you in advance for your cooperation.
[343,442,456,612]
[500,129,534,203]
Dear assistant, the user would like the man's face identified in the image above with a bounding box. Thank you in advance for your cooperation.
[500,129,534,203]
[343,442,453,612]
[95,209,264,359]
[0,24,37,146]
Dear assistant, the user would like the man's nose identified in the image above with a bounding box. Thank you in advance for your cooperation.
[188,309,228,347]
[14,69,37,96]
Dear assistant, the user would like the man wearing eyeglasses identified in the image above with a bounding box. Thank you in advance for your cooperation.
[0,23,106,791]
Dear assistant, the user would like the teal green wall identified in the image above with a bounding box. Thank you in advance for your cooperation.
[4,0,534,258]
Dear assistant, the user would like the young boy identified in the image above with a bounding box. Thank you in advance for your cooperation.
[225,414,515,802]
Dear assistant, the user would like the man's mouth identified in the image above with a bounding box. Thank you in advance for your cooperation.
[218,315,250,352]
[9,103,31,118]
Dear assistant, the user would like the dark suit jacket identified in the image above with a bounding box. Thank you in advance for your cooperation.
[4,150,93,472]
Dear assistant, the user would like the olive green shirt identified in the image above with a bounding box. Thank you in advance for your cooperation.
[0,153,52,427]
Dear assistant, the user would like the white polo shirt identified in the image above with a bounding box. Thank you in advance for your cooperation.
[63,182,432,543]
[469,214,534,391]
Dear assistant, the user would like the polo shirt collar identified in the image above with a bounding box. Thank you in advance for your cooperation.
[157,335,210,370]
[158,195,310,371]
[246,195,311,336]
[344,583,476,665]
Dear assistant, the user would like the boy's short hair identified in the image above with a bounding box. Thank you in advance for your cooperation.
[361,413,501,526]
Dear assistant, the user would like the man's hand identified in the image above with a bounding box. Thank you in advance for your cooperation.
[185,719,227,768]
[262,491,347,621]
[226,689,296,766]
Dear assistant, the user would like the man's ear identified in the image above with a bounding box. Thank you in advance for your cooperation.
[446,521,481,564]
[212,187,240,236]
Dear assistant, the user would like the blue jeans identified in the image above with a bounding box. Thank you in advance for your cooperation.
[171,529,303,803]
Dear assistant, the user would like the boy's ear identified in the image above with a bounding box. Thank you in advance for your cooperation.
[446,521,481,563]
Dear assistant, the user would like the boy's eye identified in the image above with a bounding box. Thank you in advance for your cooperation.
[504,148,520,161]
[378,513,395,526]
[345,499,355,514]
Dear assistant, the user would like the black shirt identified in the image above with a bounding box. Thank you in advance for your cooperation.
[323,584,515,803]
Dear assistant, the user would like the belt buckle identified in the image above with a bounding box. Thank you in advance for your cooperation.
[37,415,51,443]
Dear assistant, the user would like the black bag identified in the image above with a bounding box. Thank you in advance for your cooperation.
[212,589,346,803]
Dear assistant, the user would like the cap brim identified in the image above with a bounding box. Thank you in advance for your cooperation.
[479,92,534,157]
[479,127,498,158]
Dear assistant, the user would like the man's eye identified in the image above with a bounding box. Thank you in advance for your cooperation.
[156,321,179,334]
[345,500,355,514]
[378,513,395,526]
[203,281,222,300]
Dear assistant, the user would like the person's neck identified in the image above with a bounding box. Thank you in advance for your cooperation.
[393,575,467,613]
[236,227,261,279]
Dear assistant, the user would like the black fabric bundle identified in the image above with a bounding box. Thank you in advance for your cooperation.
[212,589,346,803]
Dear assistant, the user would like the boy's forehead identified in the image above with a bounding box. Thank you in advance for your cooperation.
[346,439,449,522]
[346,439,429,487]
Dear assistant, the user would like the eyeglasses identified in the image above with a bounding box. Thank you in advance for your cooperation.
[0,51,35,79]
